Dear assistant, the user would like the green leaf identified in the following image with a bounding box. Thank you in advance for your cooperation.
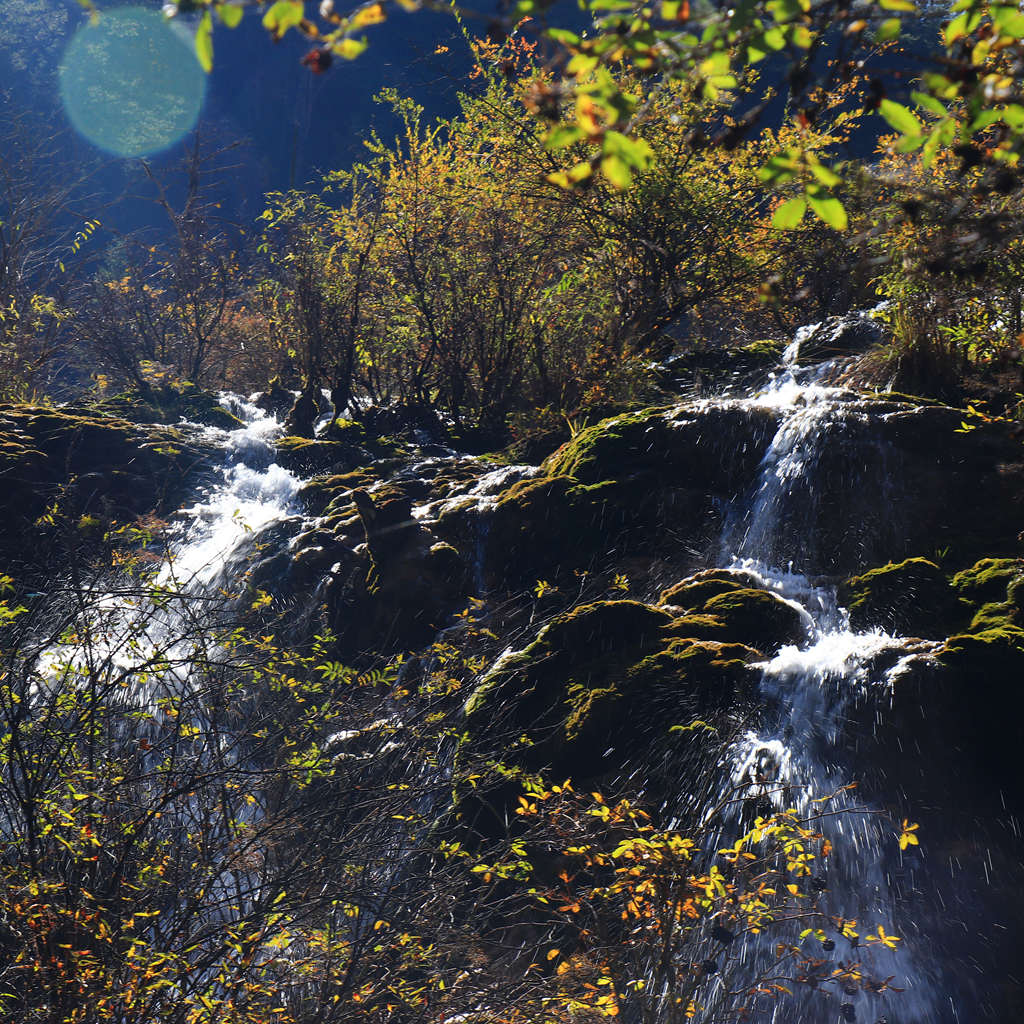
[773,196,806,228]
[767,0,805,19]
[880,0,916,10]
[544,125,586,150]
[808,159,842,187]
[601,154,634,189]
[874,18,901,42]
[921,124,943,168]
[603,130,654,168]
[758,153,797,184]
[1002,104,1024,131]
[334,37,369,58]
[879,99,922,136]
[992,4,1024,36]
[567,53,600,75]
[944,9,982,44]
[195,10,214,72]
[807,193,847,230]
[263,0,304,37]
[911,91,948,117]
[217,3,244,28]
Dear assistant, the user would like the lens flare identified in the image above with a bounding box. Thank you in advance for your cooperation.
[59,6,205,158]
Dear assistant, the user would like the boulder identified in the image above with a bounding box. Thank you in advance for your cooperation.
[464,600,675,775]
[275,436,369,476]
[658,568,765,610]
[840,558,964,638]
[787,313,885,366]
[950,557,1024,605]
[86,381,242,429]
[701,587,808,654]
[543,404,777,490]
[0,403,214,570]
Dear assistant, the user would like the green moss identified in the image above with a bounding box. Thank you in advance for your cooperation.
[939,625,1024,677]
[739,338,784,361]
[296,469,379,515]
[327,417,367,442]
[464,600,672,729]
[658,577,744,609]
[661,613,729,641]
[951,557,1024,604]
[90,382,242,429]
[542,407,669,483]
[440,474,636,585]
[968,601,1021,633]
[275,436,366,475]
[840,557,962,638]
[702,587,806,654]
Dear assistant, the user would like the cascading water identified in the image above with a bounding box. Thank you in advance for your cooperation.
[700,341,948,1021]
[37,395,302,707]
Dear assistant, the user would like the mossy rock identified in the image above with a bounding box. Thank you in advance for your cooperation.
[951,557,1024,605]
[326,417,367,442]
[840,558,963,638]
[702,588,807,654]
[437,474,650,586]
[542,403,778,495]
[543,407,671,482]
[296,469,379,515]
[967,601,1021,634]
[658,569,764,610]
[739,338,785,362]
[465,600,674,774]
[939,625,1024,673]
[275,436,367,475]
[626,638,759,701]
[661,613,730,642]
[0,403,214,565]
[90,382,242,430]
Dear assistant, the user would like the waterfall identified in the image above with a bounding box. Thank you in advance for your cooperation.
[35,395,303,708]
[702,343,947,1021]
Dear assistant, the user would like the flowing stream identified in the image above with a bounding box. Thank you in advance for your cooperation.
[22,330,998,1021]
[698,347,947,1022]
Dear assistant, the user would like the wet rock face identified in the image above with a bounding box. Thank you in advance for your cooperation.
[787,313,885,366]
[543,404,779,489]
[839,558,963,639]
[0,403,215,569]
[871,404,1024,569]
[461,571,806,789]
[84,382,243,430]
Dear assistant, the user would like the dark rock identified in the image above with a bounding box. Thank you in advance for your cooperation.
[702,587,807,654]
[950,557,1024,605]
[275,436,368,476]
[295,469,379,515]
[840,558,964,638]
[543,404,778,490]
[0,403,214,569]
[788,313,885,366]
[283,385,323,438]
[464,600,676,776]
[658,569,764,609]
[86,381,242,429]
[253,380,297,418]
[360,402,446,443]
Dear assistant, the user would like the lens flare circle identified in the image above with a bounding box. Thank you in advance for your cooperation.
[59,7,205,158]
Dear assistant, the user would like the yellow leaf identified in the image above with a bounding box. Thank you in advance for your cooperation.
[350,2,386,28]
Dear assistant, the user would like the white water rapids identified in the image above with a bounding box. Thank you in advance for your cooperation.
[36,394,302,705]
[22,333,977,1021]
[699,348,947,1022]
